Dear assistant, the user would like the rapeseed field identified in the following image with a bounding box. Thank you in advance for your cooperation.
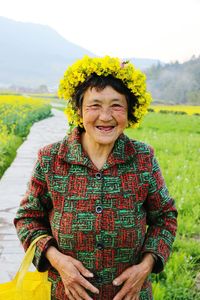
[151,105,200,115]
[0,94,51,177]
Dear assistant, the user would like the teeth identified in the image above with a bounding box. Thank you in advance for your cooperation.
[97,126,114,132]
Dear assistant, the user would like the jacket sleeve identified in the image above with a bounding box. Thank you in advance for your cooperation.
[14,148,58,272]
[141,146,178,273]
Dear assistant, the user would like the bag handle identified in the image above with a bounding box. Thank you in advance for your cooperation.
[15,234,48,289]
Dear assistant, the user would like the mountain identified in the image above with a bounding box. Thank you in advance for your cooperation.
[0,16,95,88]
[0,16,162,89]
[129,58,163,70]
[146,56,200,104]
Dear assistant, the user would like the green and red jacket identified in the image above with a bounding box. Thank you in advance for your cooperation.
[14,127,178,300]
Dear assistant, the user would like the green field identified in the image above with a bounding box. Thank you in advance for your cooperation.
[126,112,200,299]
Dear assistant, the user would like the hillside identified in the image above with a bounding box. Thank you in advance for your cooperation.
[146,56,200,104]
[0,16,161,89]
[0,16,94,88]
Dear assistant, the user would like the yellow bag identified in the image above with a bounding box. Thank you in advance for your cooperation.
[0,235,51,300]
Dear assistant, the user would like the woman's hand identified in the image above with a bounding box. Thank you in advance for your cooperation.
[46,246,99,300]
[112,253,155,300]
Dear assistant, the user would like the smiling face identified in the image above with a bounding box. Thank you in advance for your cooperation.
[81,86,128,149]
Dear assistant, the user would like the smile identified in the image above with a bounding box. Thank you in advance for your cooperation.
[96,126,115,132]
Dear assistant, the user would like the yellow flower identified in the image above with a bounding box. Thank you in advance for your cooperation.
[58,55,152,128]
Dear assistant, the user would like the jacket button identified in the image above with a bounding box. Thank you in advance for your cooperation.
[96,275,103,284]
[96,205,103,214]
[95,172,102,180]
[96,242,104,250]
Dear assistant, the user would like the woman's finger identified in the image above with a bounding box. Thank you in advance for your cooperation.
[113,267,132,287]
[123,295,131,300]
[73,283,93,300]
[123,292,140,300]
[79,274,99,294]
[70,287,83,300]
[65,288,76,300]
[73,258,94,278]
[113,280,133,300]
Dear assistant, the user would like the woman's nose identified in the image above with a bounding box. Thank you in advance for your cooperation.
[98,108,113,121]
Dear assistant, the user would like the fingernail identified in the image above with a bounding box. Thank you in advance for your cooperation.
[113,280,118,286]
[88,272,94,277]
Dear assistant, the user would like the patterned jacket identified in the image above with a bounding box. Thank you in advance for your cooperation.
[14,127,177,300]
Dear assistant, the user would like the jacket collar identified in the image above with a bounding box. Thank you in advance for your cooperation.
[58,127,136,170]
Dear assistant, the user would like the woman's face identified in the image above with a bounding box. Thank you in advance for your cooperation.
[81,85,128,147]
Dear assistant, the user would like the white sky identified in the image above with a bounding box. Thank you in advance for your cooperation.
[0,0,200,63]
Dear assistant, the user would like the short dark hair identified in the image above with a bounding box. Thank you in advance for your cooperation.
[72,73,139,124]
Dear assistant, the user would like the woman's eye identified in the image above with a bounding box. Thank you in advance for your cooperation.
[112,104,122,108]
[88,104,101,109]
[113,104,120,107]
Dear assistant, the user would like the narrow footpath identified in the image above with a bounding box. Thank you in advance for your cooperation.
[0,109,68,282]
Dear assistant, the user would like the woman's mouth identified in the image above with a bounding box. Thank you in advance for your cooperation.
[96,126,115,132]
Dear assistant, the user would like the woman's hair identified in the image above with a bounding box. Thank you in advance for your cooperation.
[72,73,139,124]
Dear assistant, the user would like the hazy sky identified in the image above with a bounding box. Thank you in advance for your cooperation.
[1,0,200,63]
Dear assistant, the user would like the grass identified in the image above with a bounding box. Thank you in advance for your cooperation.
[126,113,200,237]
[125,112,200,299]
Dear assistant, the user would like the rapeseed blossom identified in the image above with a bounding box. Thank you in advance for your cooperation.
[58,55,152,128]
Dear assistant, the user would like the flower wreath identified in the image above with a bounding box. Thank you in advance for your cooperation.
[58,55,152,128]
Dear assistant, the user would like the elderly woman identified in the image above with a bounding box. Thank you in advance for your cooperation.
[14,56,177,300]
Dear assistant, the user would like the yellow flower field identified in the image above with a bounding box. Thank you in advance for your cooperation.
[0,95,51,135]
[151,105,200,115]
[0,94,51,177]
